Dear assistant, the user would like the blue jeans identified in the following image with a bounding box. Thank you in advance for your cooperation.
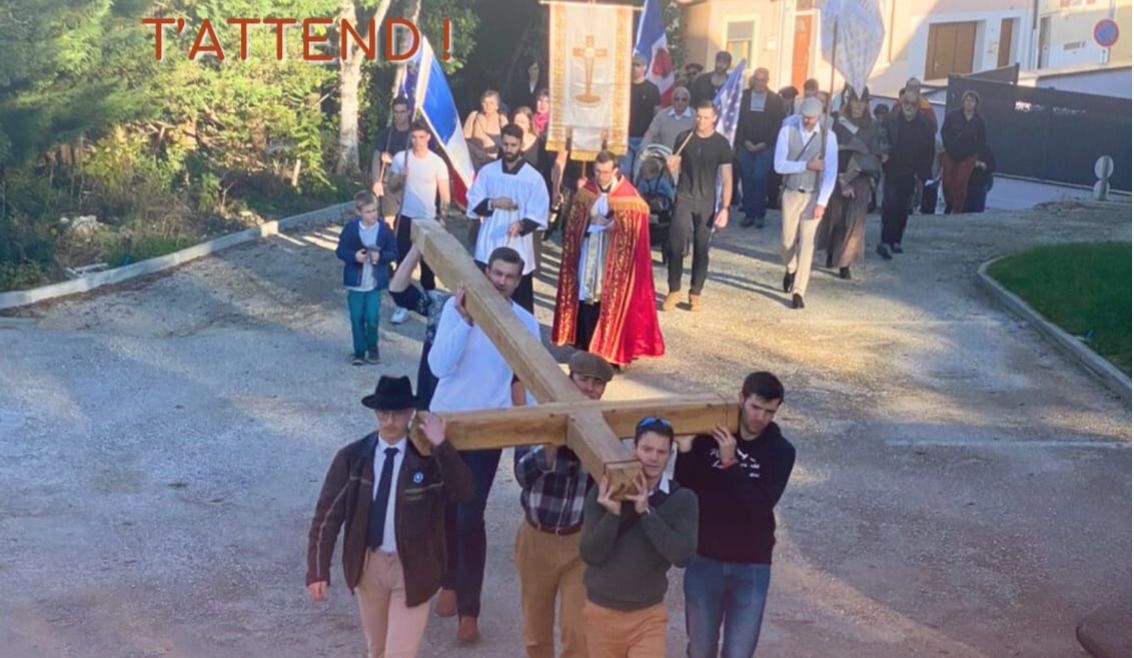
[346,288,381,357]
[622,136,644,176]
[684,555,771,658]
[442,448,502,617]
[738,148,774,220]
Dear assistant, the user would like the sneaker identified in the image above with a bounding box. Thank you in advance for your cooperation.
[688,293,703,312]
[351,354,364,366]
[791,293,805,310]
[839,266,852,280]
[365,349,380,364]
[876,243,892,260]
[391,307,408,324]
[661,291,681,312]
[782,270,795,293]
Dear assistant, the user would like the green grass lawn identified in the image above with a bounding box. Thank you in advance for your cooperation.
[988,242,1131,375]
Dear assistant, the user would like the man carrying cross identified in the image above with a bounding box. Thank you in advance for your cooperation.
[305,376,473,658]
[428,245,540,644]
[513,351,614,658]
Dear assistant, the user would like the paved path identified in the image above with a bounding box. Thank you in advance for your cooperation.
[1,203,1128,657]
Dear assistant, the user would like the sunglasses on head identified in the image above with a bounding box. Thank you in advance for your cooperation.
[636,416,672,430]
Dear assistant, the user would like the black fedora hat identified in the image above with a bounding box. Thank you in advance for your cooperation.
[361,375,418,411]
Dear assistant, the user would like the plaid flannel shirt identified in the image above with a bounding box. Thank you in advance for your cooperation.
[514,445,591,529]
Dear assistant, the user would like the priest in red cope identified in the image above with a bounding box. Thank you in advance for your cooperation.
[552,150,665,367]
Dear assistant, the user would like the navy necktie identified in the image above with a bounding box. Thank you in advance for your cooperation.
[367,446,399,550]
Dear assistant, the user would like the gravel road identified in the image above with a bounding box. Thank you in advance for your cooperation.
[1,202,1129,657]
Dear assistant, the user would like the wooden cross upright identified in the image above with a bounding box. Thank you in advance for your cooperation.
[409,219,739,498]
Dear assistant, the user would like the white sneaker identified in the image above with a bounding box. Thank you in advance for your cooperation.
[391,307,408,324]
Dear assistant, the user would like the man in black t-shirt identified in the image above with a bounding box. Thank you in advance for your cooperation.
[674,371,795,658]
[689,51,732,105]
[623,53,661,174]
[371,97,413,224]
[663,100,733,312]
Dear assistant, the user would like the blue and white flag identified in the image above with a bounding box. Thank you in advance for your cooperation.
[712,58,746,147]
[398,35,474,207]
[633,0,675,105]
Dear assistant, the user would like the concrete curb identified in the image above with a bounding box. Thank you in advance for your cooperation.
[977,256,1132,402]
[0,202,354,311]
[1076,601,1132,658]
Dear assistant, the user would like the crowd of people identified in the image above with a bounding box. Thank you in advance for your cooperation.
[311,50,995,658]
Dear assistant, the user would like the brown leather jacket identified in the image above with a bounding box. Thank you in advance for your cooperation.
[305,434,473,607]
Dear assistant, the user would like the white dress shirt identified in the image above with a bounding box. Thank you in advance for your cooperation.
[773,115,840,207]
[372,436,407,553]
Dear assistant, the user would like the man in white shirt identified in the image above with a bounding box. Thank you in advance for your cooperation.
[773,96,838,310]
[428,246,541,644]
[466,124,550,312]
[378,120,452,323]
[305,376,473,658]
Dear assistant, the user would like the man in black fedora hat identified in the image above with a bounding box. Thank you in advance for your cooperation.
[306,375,474,658]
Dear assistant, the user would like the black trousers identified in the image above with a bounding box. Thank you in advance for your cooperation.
[881,173,916,247]
[575,301,601,350]
[667,195,715,295]
[396,215,435,290]
[440,448,502,618]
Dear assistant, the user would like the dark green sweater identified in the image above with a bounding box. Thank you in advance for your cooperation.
[579,480,699,611]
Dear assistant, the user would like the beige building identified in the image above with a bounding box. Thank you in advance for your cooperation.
[677,0,1131,96]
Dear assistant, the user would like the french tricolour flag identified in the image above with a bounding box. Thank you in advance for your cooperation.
[633,0,675,106]
[398,35,474,209]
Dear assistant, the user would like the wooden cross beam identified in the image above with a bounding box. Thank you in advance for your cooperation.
[410,218,738,497]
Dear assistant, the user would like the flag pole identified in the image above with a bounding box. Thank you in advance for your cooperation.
[821,18,838,156]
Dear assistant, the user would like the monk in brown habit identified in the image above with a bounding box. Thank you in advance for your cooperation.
[552,150,665,367]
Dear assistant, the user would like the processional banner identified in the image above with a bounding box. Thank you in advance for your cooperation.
[546,1,634,161]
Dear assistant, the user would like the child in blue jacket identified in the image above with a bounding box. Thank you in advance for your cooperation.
[335,191,397,365]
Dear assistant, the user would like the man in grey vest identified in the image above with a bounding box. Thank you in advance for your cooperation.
[773,96,838,310]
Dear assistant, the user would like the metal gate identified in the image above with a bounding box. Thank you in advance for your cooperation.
[946,75,1131,192]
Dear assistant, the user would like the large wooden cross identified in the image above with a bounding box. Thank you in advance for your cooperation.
[409,219,738,497]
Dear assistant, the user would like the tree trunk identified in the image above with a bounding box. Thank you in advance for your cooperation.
[333,0,399,178]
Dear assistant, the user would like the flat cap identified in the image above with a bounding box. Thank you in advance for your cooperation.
[800,96,823,117]
[569,351,615,383]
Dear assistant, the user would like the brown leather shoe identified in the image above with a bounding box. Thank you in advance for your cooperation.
[457,616,480,645]
[661,291,681,312]
[434,588,457,618]
[688,293,702,312]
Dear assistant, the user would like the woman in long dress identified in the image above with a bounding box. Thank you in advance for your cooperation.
[820,86,884,280]
[940,90,988,214]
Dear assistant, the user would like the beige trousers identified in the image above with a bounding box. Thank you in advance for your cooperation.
[355,550,431,658]
[582,600,667,658]
[781,188,821,297]
[515,520,588,658]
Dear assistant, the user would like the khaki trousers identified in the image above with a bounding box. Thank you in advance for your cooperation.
[780,188,820,297]
[582,600,667,658]
[355,550,431,658]
[515,520,588,658]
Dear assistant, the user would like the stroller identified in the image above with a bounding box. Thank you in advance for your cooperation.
[632,144,676,251]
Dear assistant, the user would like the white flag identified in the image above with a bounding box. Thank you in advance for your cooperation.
[821,0,885,97]
[547,2,635,159]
